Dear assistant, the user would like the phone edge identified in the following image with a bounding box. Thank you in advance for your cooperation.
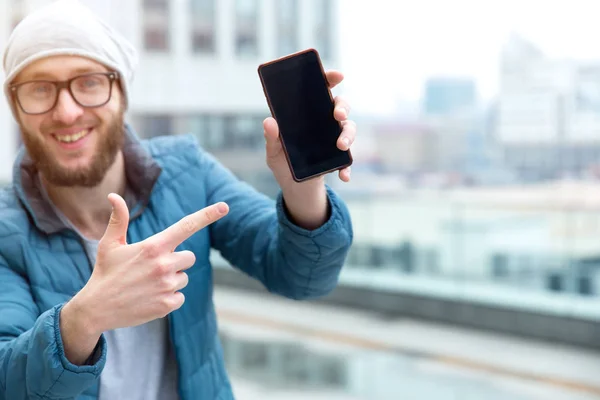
[257,48,353,183]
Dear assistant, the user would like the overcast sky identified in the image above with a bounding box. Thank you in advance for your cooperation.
[338,0,600,116]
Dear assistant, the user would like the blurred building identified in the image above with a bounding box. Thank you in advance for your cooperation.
[497,34,600,180]
[414,76,496,184]
[368,121,435,173]
[426,114,477,172]
[343,181,600,296]
[422,77,477,116]
[0,0,340,195]
[362,115,481,180]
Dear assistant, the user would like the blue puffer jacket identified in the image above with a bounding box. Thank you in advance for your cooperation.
[0,127,353,400]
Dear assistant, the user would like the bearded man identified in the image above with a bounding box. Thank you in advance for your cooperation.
[0,1,356,399]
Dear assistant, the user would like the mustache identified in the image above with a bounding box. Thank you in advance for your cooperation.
[40,118,100,133]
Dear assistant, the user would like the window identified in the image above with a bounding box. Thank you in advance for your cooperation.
[370,245,393,268]
[205,116,226,149]
[396,241,415,273]
[190,0,216,53]
[317,356,347,387]
[235,0,259,57]
[143,0,169,52]
[184,114,226,150]
[547,271,564,292]
[578,275,593,296]
[276,0,298,57]
[181,114,265,150]
[313,0,332,60]
[350,245,372,267]
[223,115,263,149]
[139,115,173,138]
[239,340,269,370]
[491,254,509,279]
[421,248,439,275]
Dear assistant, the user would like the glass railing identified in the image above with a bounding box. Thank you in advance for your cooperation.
[211,184,600,322]
[218,320,589,400]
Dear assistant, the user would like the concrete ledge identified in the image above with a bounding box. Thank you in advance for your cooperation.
[213,267,600,350]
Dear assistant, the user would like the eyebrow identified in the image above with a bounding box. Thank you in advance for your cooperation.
[20,66,110,82]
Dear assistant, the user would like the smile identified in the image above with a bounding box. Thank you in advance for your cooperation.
[53,129,90,143]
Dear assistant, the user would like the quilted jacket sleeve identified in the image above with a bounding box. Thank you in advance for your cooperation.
[199,146,354,300]
[0,256,107,400]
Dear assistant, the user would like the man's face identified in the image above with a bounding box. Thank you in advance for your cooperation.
[13,55,125,187]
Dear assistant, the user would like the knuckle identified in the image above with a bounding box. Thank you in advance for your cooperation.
[160,296,175,312]
[161,293,184,312]
[179,216,196,234]
[153,258,171,277]
[167,277,178,291]
[342,120,357,135]
[342,119,356,128]
[203,207,217,223]
[142,241,161,259]
[108,213,120,226]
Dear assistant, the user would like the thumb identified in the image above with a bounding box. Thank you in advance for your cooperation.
[263,117,282,157]
[101,193,130,248]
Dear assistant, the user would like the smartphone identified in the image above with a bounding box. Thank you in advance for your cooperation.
[258,48,353,182]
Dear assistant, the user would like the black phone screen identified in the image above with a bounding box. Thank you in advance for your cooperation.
[258,49,352,181]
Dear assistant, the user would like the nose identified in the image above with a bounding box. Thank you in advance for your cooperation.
[51,88,84,125]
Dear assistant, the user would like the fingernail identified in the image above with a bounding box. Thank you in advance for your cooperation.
[343,137,350,147]
[217,203,228,214]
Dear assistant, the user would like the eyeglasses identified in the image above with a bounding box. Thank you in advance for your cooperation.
[10,72,119,115]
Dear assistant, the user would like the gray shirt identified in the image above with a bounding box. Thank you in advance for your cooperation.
[40,181,179,400]
[83,240,179,400]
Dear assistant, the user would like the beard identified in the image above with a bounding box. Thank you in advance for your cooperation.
[18,108,126,188]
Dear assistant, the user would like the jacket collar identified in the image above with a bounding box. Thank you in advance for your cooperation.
[13,124,162,235]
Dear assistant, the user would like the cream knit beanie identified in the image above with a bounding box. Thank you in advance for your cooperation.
[2,0,138,117]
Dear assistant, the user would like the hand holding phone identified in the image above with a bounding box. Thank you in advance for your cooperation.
[258,49,353,182]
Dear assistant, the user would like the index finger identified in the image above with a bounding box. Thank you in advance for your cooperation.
[154,202,229,251]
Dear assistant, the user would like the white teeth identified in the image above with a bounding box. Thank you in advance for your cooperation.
[55,130,88,143]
